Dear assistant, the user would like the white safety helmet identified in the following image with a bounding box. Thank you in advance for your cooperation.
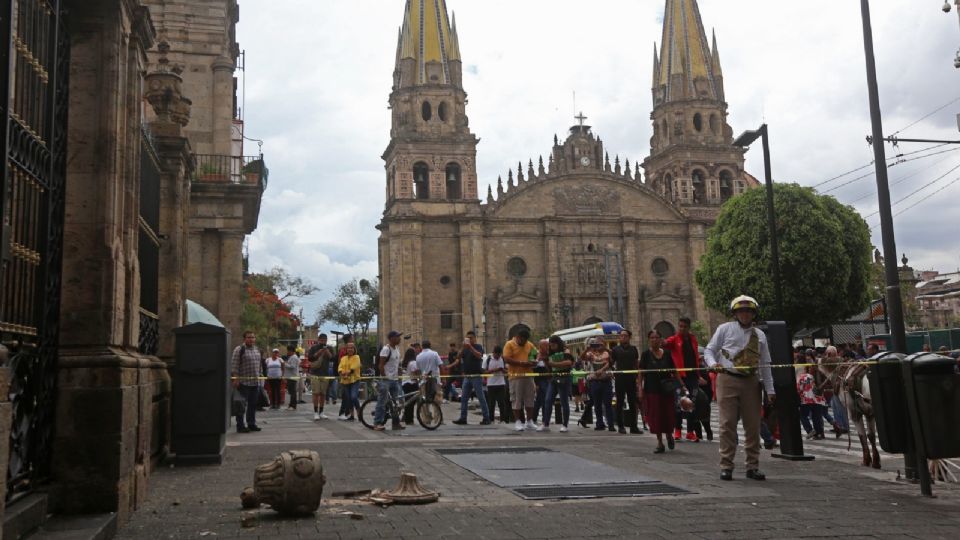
[729,295,759,314]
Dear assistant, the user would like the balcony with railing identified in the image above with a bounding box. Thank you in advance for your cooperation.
[192,154,268,189]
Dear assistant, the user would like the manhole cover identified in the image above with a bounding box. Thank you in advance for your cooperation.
[435,447,553,455]
[512,482,692,500]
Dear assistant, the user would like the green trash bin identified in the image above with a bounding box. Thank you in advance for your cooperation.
[868,352,909,454]
[905,353,960,459]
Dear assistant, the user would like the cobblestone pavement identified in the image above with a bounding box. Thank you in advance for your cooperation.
[118,397,960,539]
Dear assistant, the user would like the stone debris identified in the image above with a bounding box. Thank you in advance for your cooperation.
[240,487,258,509]
[252,450,326,516]
[379,473,439,505]
[240,513,257,528]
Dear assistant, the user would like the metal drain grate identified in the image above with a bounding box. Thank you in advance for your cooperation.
[435,447,553,455]
[512,482,692,500]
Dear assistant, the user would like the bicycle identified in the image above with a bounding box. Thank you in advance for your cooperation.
[359,380,443,430]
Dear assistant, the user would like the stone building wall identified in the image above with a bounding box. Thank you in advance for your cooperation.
[53,0,160,520]
[144,0,262,345]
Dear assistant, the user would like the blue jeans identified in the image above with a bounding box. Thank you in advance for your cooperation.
[544,378,571,427]
[459,376,490,421]
[590,379,614,428]
[759,418,774,445]
[338,383,360,417]
[533,378,550,422]
[830,394,848,430]
[235,384,259,429]
[374,380,402,425]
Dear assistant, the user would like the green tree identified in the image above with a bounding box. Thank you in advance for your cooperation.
[695,183,872,330]
[316,278,379,340]
[689,320,709,345]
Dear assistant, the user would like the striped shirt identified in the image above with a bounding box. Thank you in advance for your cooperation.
[232,345,262,386]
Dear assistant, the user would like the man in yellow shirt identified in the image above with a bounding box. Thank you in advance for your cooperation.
[504,329,537,431]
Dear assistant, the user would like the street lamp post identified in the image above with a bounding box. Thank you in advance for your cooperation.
[733,125,812,461]
[733,124,784,320]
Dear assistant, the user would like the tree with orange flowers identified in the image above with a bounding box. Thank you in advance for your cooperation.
[241,267,318,351]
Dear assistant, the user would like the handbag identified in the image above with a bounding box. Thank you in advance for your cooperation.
[660,377,682,394]
[231,388,246,417]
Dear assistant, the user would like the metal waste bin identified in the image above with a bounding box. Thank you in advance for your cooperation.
[172,322,232,464]
[867,352,909,454]
[904,352,960,459]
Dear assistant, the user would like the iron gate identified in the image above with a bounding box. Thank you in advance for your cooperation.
[0,0,69,501]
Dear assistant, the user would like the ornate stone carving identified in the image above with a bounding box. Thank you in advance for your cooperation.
[144,41,191,127]
[252,450,326,515]
[382,473,439,504]
[553,185,619,215]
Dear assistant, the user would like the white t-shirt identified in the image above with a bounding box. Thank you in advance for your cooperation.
[379,344,401,380]
[265,358,283,379]
[403,359,419,385]
[483,355,506,386]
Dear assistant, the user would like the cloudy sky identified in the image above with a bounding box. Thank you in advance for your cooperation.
[237,0,960,322]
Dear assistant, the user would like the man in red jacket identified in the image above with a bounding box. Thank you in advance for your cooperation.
[663,317,702,442]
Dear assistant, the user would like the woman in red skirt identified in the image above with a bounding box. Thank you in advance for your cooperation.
[639,329,679,453]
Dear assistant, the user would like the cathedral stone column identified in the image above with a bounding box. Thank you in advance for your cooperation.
[544,221,561,330]
[210,56,235,156]
[218,233,246,340]
[458,222,485,337]
[621,222,640,333]
[687,222,710,330]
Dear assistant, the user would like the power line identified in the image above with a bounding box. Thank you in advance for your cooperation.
[890,95,960,137]
[820,145,960,194]
[870,174,960,230]
[844,152,960,205]
[812,161,875,189]
[863,161,960,218]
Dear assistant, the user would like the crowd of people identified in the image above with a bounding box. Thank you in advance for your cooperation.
[231,293,951,481]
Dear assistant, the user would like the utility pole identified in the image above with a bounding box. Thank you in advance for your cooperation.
[860,0,931,496]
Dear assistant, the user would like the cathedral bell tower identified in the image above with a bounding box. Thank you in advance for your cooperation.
[382,0,479,206]
[643,0,750,211]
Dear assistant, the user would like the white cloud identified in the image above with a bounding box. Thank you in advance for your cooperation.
[238,0,960,321]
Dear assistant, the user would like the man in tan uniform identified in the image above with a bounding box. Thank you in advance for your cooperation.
[703,295,776,481]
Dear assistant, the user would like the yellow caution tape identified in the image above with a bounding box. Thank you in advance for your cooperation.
[230,360,879,383]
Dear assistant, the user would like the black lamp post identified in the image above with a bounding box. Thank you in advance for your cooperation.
[733,124,784,320]
[732,126,812,461]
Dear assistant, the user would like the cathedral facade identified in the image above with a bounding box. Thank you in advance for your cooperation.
[377,0,758,347]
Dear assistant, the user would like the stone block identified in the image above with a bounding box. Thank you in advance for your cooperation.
[54,387,125,437]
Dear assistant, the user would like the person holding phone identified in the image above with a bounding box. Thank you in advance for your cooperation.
[483,346,510,422]
[453,331,491,425]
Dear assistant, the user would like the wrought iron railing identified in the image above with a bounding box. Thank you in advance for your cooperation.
[138,309,159,356]
[192,154,268,189]
[3,0,69,502]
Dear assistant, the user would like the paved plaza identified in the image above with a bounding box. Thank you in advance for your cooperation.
[117,397,960,539]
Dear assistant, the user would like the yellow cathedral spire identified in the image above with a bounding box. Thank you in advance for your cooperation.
[655,0,722,103]
[395,0,462,87]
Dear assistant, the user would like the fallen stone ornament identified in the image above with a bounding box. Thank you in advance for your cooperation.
[380,473,439,504]
[252,450,326,515]
[240,487,258,509]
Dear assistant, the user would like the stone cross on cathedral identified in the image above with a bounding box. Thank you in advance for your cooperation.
[575,111,588,127]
